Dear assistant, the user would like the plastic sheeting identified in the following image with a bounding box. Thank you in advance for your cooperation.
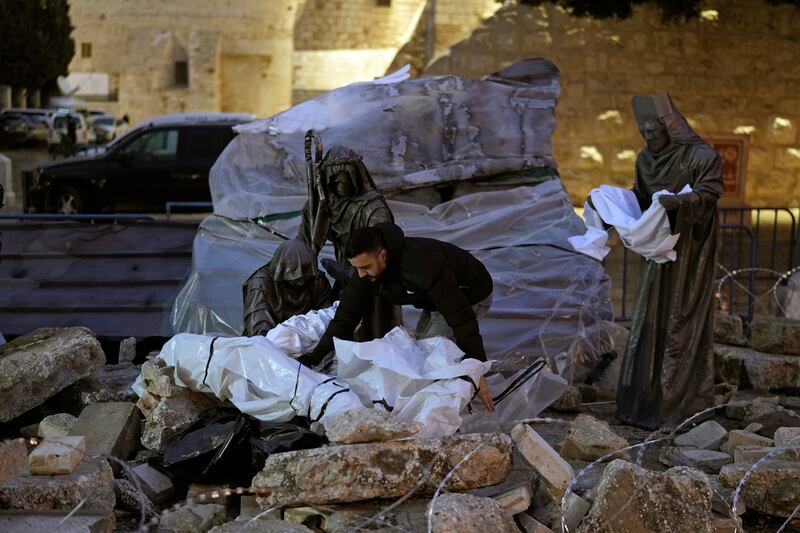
[569,184,688,264]
[335,327,491,437]
[211,65,560,221]
[172,179,615,369]
[132,333,363,423]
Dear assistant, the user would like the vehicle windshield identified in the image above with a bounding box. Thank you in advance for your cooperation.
[94,117,114,126]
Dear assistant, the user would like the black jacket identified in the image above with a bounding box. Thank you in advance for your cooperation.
[309,222,493,362]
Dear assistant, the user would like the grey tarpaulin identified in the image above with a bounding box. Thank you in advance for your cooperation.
[172,179,614,367]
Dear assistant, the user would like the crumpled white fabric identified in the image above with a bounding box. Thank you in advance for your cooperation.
[334,327,491,437]
[265,303,338,356]
[569,184,689,263]
[131,333,363,424]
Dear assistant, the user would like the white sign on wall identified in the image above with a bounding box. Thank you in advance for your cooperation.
[67,72,110,96]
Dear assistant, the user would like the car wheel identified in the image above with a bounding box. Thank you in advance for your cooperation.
[53,186,83,215]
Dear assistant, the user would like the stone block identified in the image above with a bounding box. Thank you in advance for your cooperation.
[125,463,174,504]
[29,436,85,475]
[69,402,140,462]
[158,502,226,533]
[560,414,629,462]
[743,422,763,433]
[118,337,137,365]
[321,408,420,444]
[114,478,155,516]
[750,316,800,355]
[0,327,105,423]
[518,513,555,533]
[576,460,714,533]
[711,517,742,533]
[715,344,800,391]
[726,401,800,436]
[774,427,800,446]
[210,518,313,532]
[0,457,115,514]
[428,493,519,533]
[38,413,78,440]
[658,447,733,474]
[252,433,512,507]
[493,483,532,516]
[140,358,178,398]
[549,386,582,413]
[140,389,221,450]
[315,499,429,533]
[674,420,729,450]
[55,364,140,411]
[720,460,800,517]
[722,430,774,454]
[0,438,27,484]
[715,313,745,346]
[512,424,575,497]
[708,474,746,516]
[0,513,114,532]
[733,445,800,463]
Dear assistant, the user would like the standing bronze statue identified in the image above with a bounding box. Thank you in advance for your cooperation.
[298,130,398,341]
[616,92,724,430]
[242,238,332,337]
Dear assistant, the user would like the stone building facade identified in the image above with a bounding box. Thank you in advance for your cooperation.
[68,0,299,123]
[425,1,800,206]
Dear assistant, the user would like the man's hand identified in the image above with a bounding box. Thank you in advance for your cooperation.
[658,192,699,211]
[477,375,495,413]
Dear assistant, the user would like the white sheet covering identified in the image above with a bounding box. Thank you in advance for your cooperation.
[569,184,688,263]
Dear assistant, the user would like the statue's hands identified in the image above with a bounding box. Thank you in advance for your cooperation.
[658,192,699,211]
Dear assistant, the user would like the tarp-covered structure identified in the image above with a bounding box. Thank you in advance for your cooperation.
[172,59,615,374]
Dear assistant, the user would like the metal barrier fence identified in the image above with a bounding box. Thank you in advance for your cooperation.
[611,207,798,322]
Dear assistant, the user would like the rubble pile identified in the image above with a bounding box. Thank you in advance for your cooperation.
[2,313,800,531]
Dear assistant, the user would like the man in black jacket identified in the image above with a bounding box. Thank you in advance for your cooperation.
[302,222,495,411]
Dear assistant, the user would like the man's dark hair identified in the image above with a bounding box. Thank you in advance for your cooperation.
[345,226,385,259]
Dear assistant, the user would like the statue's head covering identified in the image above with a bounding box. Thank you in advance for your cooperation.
[321,146,379,196]
[267,238,319,282]
[631,92,703,147]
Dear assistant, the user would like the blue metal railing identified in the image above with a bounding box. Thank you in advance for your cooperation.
[0,213,154,222]
[165,201,213,220]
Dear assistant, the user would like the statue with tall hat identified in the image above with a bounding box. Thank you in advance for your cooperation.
[617,92,724,430]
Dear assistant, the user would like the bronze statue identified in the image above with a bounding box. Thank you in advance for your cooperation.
[298,130,398,341]
[616,92,723,430]
[242,238,332,337]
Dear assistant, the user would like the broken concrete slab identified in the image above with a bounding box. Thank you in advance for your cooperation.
[576,460,714,533]
[674,420,728,450]
[0,512,114,533]
[493,483,533,516]
[0,327,105,423]
[428,493,519,532]
[140,389,221,450]
[658,447,733,474]
[720,460,800,517]
[0,456,115,514]
[512,423,575,497]
[0,438,27,484]
[158,501,226,533]
[55,363,140,412]
[549,386,582,412]
[37,413,77,439]
[119,337,137,365]
[29,436,85,475]
[558,491,591,532]
[252,433,512,507]
[310,499,428,533]
[114,478,155,517]
[560,414,629,462]
[725,400,800,436]
[140,357,179,398]
[721,430,774,454]
[715,313,746,346]
[749,316,800,355]
[774,426,800,446]
[715,344,800,391]
[125,463,174,504]
[321,408,420,444]
[517,513,555,533]
[69,401,140,462]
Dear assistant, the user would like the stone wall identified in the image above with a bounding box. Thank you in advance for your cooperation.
[68,0,298,124]
[426,1,800,206]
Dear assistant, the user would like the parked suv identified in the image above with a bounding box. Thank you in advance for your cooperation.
[24,113,254,214]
